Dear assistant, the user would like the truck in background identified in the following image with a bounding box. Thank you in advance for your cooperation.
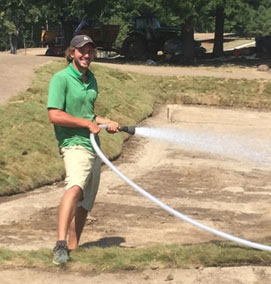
[41,19,120,56]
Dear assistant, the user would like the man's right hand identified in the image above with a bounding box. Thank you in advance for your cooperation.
[87,121,100,135]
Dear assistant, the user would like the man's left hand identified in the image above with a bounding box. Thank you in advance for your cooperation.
[106,121,119,133]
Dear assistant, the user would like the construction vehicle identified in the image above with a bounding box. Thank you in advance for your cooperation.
[41,20,120,56]
[41,30,64,56]
[255,35,271,57]
[121,15,206,60]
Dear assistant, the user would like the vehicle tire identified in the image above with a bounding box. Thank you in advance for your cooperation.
[195,46,206,58]
[262,43,271,55]
[45,48,54,56]
[122,35,146,60]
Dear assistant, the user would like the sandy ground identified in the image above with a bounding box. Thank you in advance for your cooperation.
[94,61,271,80]
[0,48,59,104]
[1,48,271,283]
[2,266,271,284]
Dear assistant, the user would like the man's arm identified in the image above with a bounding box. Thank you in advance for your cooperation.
[48,108,100,134]
[95,115,119,133]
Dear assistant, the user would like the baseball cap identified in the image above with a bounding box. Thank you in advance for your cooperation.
[70,35,96,48]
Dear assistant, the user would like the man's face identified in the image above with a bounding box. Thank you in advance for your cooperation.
[72,43,95,70]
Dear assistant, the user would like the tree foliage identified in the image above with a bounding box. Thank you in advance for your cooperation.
[0,0,43,51]
[235,2,271,36]
[1,0,271,56]
[0,0,106,51]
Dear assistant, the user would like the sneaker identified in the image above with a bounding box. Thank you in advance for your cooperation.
[53,242,70,265]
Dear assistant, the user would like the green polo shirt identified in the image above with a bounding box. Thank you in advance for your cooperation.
[47,63,100,153]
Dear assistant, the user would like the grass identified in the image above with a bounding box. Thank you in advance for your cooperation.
[1,60,271,196]
[1,243,271,271]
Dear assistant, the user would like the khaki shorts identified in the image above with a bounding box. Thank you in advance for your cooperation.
[60,145,101,211]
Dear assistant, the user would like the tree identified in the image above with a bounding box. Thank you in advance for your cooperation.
[0,0,45,52]
[0,10,13,51]
[234,1,271,36]
[213,4,225,57]
[0,0,27,53]
[208,0,227,57]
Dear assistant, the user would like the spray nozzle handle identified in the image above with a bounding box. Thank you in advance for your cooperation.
[118,126,135,135]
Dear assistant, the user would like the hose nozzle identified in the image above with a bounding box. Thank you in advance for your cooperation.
[118,126,135,135]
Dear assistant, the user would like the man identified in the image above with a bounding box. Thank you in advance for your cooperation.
[47,34,119,264]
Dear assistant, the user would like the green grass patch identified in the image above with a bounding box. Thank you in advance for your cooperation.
[1,60,271,196]
[1,243,271,271]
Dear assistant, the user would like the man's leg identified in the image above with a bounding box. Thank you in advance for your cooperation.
[53,185,82,264]
[57,185,83,241]
[68,206,88,250]
[66,156,101,250]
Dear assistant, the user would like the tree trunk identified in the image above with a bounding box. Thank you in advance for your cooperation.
[181,19,195,65]
[213,4,225,57]
[31,25,34,42]
[9,34,18,54]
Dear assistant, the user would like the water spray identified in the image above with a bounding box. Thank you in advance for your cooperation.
[125,126,271,164]
[94,125,271,251]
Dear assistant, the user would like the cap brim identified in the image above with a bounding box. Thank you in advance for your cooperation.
[75,40,96,48]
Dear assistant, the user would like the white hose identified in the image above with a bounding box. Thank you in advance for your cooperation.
[91,130,271,251]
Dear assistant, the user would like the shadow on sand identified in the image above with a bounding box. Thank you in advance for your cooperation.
[80,236,126,248]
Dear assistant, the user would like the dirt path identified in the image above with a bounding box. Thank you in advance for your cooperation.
[1,49,271,283]
[0,48,60,104]
[94,61,271,80]
[2,266,271,284]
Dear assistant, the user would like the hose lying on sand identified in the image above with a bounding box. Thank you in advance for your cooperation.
[90,126,271,251]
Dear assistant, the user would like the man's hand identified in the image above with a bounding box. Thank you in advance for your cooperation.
[106,121,119,133]
[95,115,119,133]
[87,121,101,135]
